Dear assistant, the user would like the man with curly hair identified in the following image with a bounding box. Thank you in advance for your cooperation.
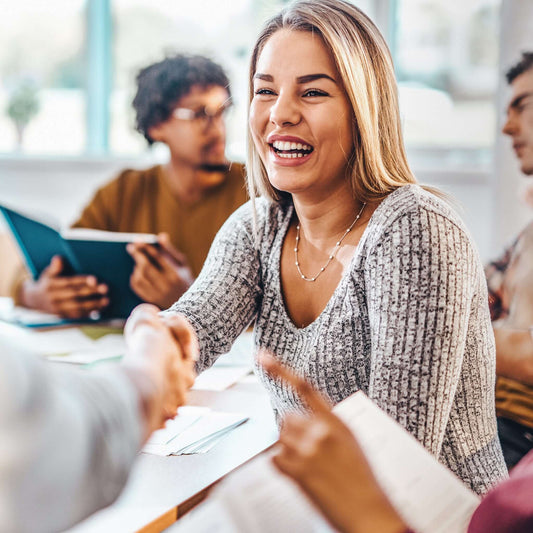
[11,55,247,316]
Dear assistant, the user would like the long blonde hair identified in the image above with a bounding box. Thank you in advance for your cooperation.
[247,0,417,204]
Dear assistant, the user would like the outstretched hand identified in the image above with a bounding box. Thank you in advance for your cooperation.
[261,354,406,533]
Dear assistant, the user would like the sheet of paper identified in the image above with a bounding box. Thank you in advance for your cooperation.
[143,409,248,456]
[170,455,331,533]
[333,394,480,533]
[44,332,125,365]
[192,365,251,391]
[0,304,70,328]
[146,406,210,445]
[172,392,480,533]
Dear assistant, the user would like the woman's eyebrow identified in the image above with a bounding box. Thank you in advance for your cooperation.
[253,73,337,84]
[296,73,336,84]
[254,73,273,81]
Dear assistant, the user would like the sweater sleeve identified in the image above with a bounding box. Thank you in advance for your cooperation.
[167,202,263,371]
[365,205,476,457]
[0,349,143,533]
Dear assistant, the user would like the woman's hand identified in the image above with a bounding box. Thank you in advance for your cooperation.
[262,355,407,533]
[122,304,197,439]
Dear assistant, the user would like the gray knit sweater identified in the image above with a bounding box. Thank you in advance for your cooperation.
[170,184,507,495]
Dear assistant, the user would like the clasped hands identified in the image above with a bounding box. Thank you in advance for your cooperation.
[121,304,198,439]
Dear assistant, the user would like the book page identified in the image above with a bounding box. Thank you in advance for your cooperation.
[62,228,158,243]
[171,392,480,533]
[334,393,480,533]
[171,455,331,533]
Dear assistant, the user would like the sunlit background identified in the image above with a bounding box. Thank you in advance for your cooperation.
[0,0,500,164]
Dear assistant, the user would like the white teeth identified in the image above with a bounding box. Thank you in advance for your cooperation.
[272,140,312,152]
[277,152,305,158]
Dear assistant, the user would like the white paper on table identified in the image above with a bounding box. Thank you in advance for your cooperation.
[192,365,252,391]
[44,333,125,365]
[0,305,64,326]
[143,409,248,456]
[146,406,210,445]
[9,328,99,356]
[170,455,331,533]
[172,392,480,533]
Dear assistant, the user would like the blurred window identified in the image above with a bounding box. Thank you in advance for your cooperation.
[0,1,86,154]
[0,0,501,168]
[393,0,501,161]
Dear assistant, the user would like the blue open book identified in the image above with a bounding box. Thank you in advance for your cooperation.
[1,204,158,320]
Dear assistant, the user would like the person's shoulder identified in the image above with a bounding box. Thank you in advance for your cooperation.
[98,165,161,194]
[375,184,465,230]
[363,184,473,255]
[219,196,291,244]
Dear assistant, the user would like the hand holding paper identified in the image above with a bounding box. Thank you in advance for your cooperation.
[261,355,407,533]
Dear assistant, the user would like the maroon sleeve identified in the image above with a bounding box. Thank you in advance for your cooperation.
[468,451,533,533]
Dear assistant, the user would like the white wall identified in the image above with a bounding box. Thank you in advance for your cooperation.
[0,156,495,260]
[0,157,150,227]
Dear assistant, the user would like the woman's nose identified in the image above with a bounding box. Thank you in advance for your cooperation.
[269,93,301,127]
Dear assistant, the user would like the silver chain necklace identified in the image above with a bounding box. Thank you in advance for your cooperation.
[294,202,367,282]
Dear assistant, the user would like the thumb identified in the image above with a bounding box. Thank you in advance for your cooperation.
[44,256,64,278]
[157,233,188,266]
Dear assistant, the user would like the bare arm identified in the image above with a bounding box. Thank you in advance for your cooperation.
[494,326,533,385]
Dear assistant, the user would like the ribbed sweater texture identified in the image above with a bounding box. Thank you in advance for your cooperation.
[170,184,507,495]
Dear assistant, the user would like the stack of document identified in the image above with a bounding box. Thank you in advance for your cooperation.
[143,406,248,456]
[0,302,77,328]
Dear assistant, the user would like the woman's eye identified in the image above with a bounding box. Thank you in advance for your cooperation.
[254,88,276,96]
[303,89,328,97]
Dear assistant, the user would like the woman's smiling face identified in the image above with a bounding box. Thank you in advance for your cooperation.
[249,29,354,199]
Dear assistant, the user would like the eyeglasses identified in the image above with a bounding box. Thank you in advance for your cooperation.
[172,98,233,130]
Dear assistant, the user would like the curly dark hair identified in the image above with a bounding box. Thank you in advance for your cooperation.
[133,54,231,145]
[506,52,533,84]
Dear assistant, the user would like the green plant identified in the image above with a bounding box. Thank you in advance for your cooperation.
[6,81,40,148]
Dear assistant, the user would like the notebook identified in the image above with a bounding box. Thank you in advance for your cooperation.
[1,204,157,319]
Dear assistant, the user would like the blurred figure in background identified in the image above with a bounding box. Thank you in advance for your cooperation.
[485,51,533,469]
[10,54,247,317]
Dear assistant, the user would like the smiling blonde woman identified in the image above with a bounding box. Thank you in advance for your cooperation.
[164,0,507,495]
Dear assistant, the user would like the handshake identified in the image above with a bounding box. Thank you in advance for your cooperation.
[121,304,198,440]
